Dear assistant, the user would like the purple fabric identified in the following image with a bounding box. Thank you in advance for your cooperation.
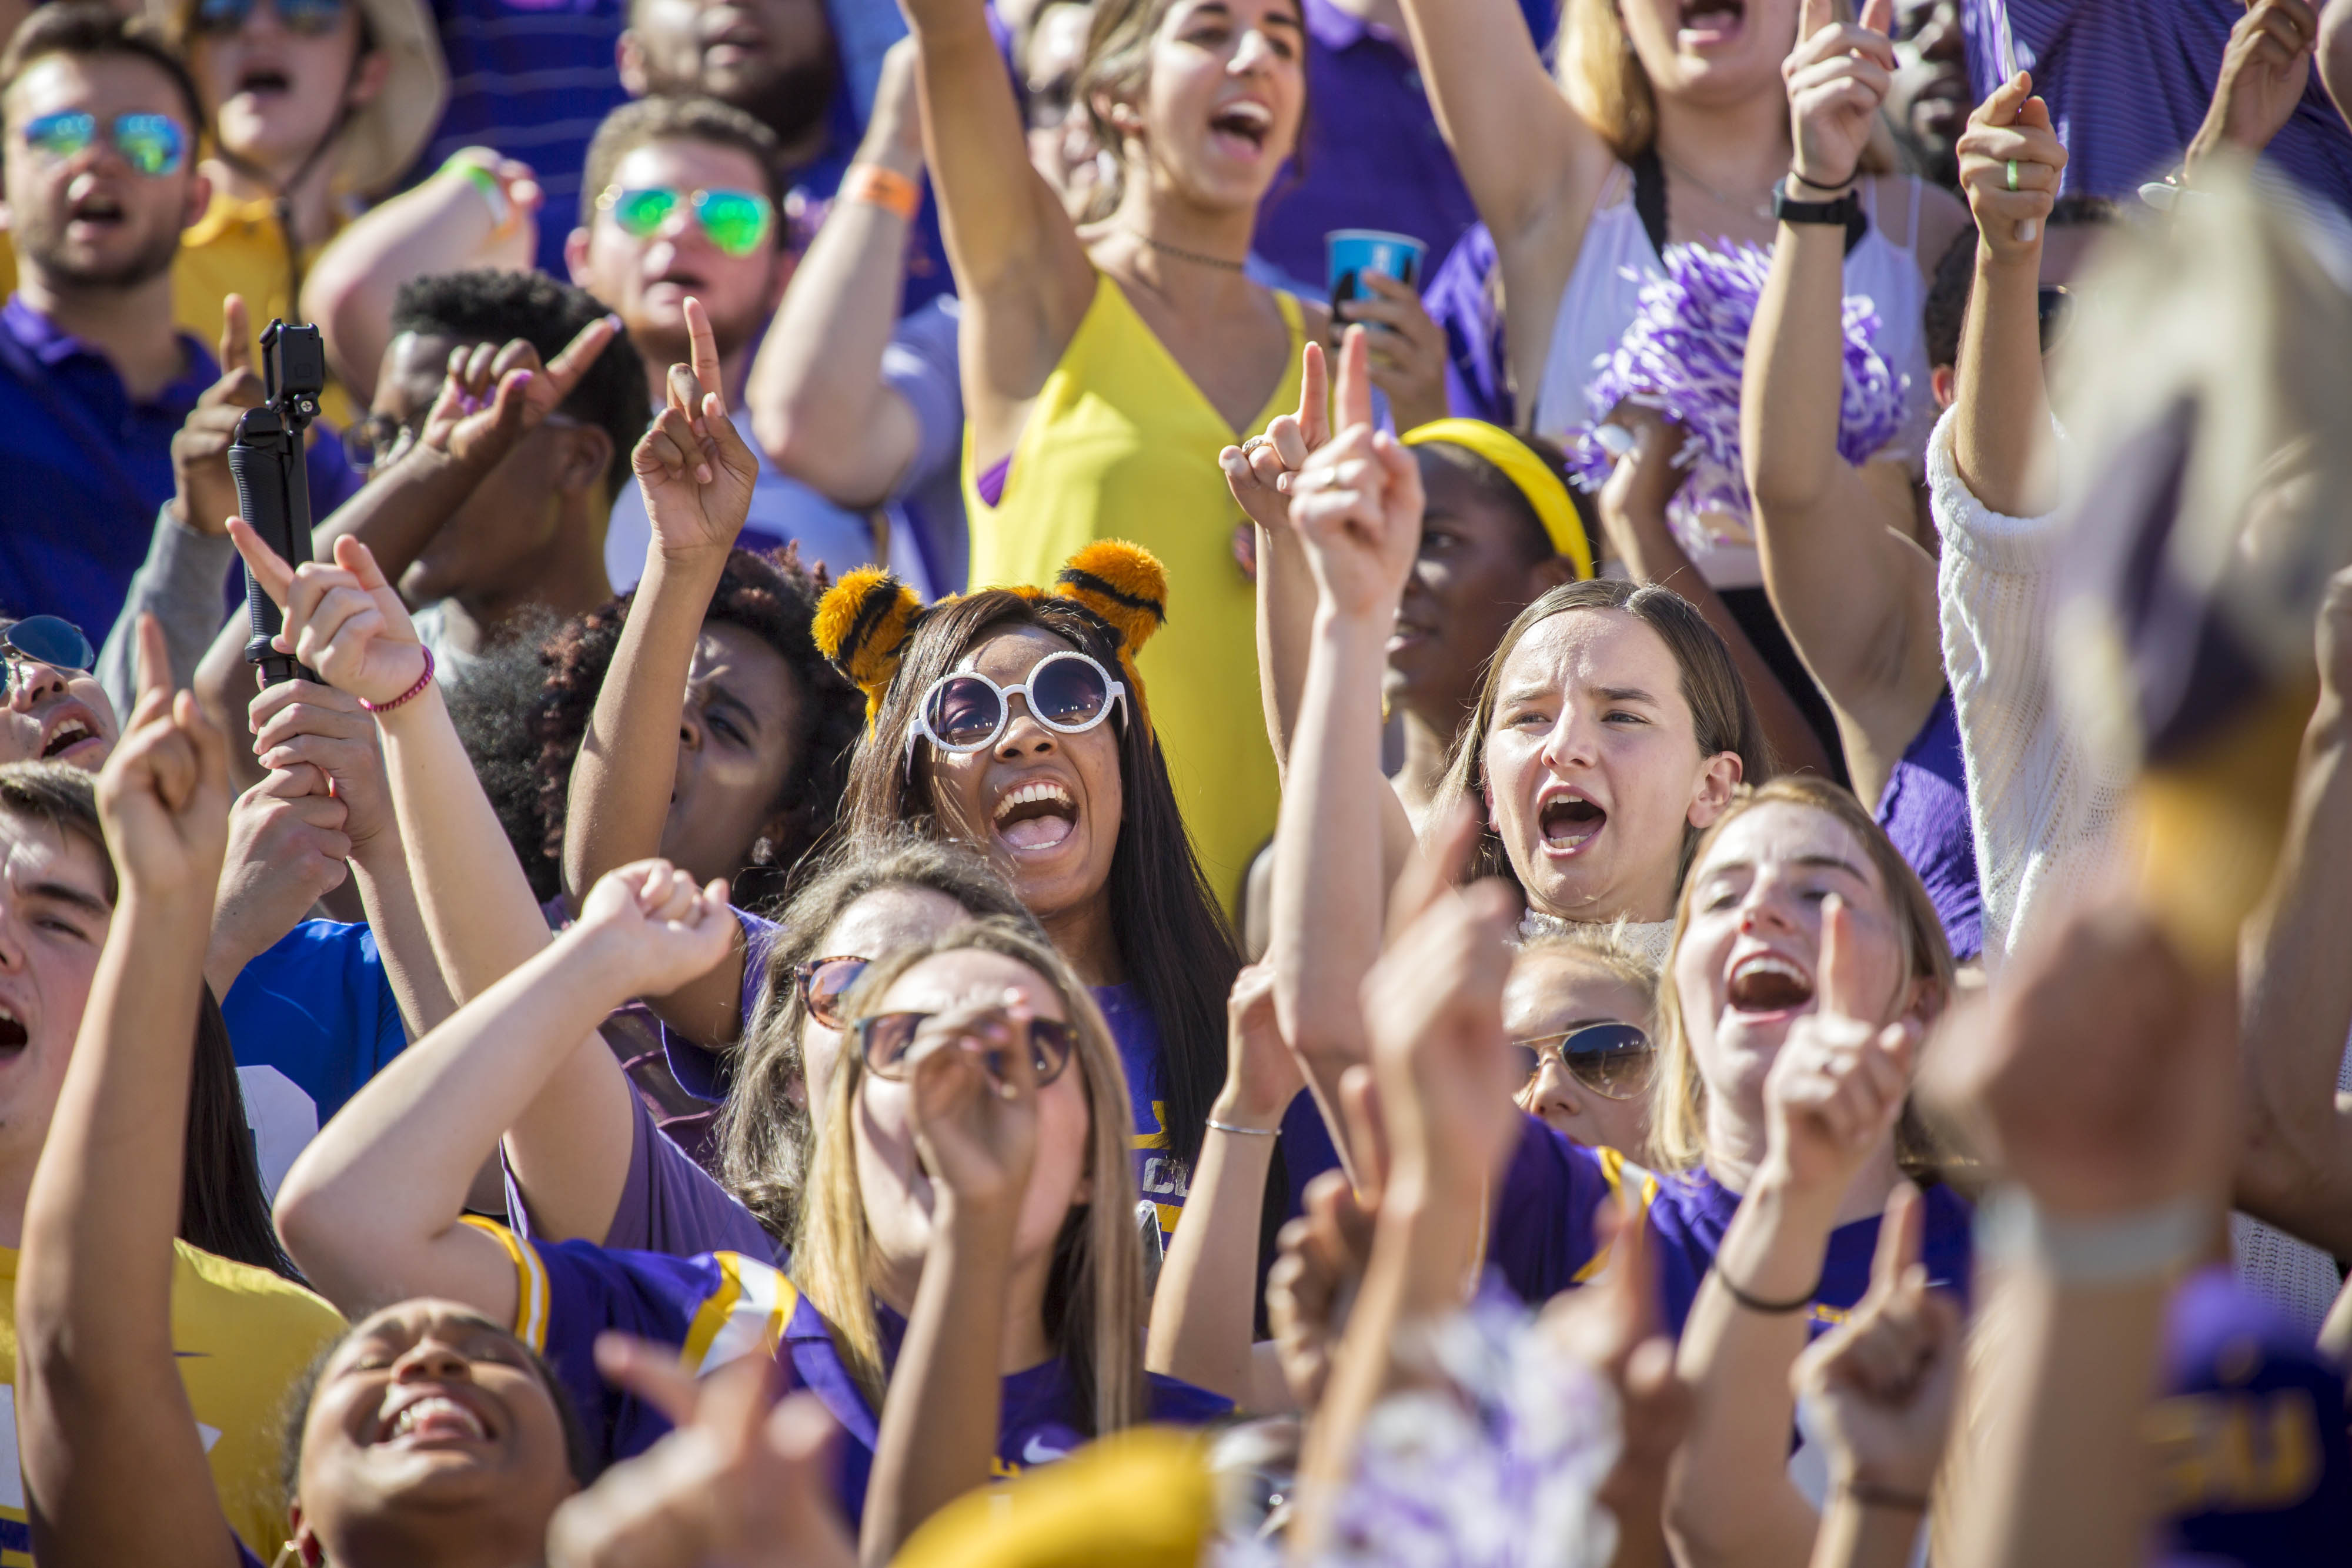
[504,1090,779,1263]
[1491,1116,1973,1333]
[659,907,783,1105]
[1250,0,1484,293]
[1962,0,2352,216]
[1874,687,1983,962]
[974,452,1011,509]
[2158,1268,2352,1563]
[1424,222,1516,426]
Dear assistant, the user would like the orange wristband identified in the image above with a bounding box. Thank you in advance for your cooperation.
[840,163,921,221]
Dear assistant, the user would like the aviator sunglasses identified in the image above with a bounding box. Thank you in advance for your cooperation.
[1509,1021,1654,1102]
[904,650,1127,768]
[854,1009,1077,1086]
[192,0,351,36]
[1,616,96,698]
[794,955,870,1032]
[21,111,186,176]
[596,185,776,258]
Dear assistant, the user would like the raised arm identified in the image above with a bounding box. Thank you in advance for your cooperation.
[747,39,933,508]
[273,860,734,1318]
[1949,73,2064,518]
[1666,902,1917,1568]
[230,527,638,1245]
[1147,964,1304,1406]
[2183,0,2325,185]
[1390,0,1609,250]
[16,621,244,1568]
[901,0,1093,419]
[1225,340,1330,767]
[563,299,764,1045]
[2232,566,2352,1256]
[1743,0,1943,800]
[300,151,542,404]
[1268,335,1422,1158]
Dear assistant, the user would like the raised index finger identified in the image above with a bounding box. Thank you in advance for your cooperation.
[219,294,252,377]
[1798,0,1834,42]
[1864,1181,1923,1304]
[1295,340,1329,447]
[544,312,620,399]
[1817,892,1872,1024]
[684,296,725,409]
[226,516,297,609]
[132,613,172,717]
[1334,323,1373,433]
[1858,0,1893,39]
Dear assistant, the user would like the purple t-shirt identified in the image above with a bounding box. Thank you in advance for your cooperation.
[1489,1115,1974,1335]
[1874,687,1983,964]
[1424,222,1516,426]
[503,1090,779,1263]
[1250,0,1483,294]
[2157,1268,2352,1564]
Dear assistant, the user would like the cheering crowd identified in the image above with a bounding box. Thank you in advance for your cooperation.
[2,0,2352,1562]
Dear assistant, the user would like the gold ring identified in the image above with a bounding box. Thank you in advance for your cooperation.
[1242,434,1269,454]
[2006,159,2020,192]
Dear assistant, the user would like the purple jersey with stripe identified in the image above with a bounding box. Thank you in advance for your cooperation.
[466,1221,1229,1523]
[1488,1116,1973,1335]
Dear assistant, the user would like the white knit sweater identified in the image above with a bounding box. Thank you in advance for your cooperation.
[1926,407,2346,1331]
[1923,409,2132,973]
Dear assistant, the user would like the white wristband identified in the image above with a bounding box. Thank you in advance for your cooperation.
[1975,1186,2206,1284]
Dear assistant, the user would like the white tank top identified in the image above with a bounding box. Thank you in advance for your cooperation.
[1535,164,1935,590]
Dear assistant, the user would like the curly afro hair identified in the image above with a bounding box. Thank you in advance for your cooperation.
[529,546,861,905]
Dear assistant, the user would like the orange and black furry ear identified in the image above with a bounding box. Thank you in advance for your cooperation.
[814,567,923,724]
[1053,540,1166,656]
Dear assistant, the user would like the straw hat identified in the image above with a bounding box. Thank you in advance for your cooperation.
[149,0,450,197]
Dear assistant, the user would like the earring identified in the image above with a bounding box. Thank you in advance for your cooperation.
[751,836,774,865]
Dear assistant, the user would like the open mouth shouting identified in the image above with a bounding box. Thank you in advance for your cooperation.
[991,775,1080,855]
[0,1004,26,1058]
[36,704,106,765]
[1725,950,1816,1019]
[1207,98,1272,159]
[235,65,293,99]
[1536,788,1607,856]
[374,1389,495,1450]
[1678,0,1745,47]
[64,190,126,237]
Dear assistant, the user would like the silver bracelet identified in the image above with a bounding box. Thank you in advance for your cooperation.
[1975,1185,2207,1284]
[1206,1117,1278,1136]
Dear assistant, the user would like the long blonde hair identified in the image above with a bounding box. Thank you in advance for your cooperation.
[790,918,1148,1436]
[1554,0,1895,170]
[1648,775,1953,1173]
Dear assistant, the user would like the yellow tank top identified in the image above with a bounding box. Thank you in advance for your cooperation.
[964,275,1303,911]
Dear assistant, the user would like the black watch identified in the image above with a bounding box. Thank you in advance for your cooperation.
[1772,176,1862,227]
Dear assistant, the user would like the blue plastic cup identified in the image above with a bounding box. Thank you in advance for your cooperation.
[1325,229,1428,319]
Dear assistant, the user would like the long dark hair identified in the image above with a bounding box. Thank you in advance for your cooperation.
[185,984,299,1280]
[838,593,1244,1198]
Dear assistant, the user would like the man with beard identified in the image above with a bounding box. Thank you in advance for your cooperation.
[0,5,350,641]
[1887,0,1971,188]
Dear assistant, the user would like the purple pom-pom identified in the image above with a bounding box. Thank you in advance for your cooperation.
[1565,242,1907,551]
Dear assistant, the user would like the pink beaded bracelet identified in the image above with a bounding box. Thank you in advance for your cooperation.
[362,647,436,714]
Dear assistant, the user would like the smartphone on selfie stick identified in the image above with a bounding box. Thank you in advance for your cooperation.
[232,319,329,687]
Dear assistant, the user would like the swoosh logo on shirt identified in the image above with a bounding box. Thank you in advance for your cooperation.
[1021,1435,1068,1466]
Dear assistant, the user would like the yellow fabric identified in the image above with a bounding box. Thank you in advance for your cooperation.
[0,1238,344,1566]
[461,1215,552,1353]
[890,1427,1212,1568]
[964,276,1302,911]
[1401,419,1595,581]
[0,195,358,427]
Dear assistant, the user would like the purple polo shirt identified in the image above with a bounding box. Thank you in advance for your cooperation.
[1962,0,2352,217]
[1251,0,1484,293]
[0,294,362,637]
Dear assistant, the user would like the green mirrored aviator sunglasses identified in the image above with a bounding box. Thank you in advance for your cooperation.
[596,185,777,259]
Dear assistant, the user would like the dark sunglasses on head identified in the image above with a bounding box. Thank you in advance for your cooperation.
[21,111,186,176]
[596,185,776,259]
[854,1009,1075,1086]
[193,0,351,36]
[794,954,870,1032]
[1510,1022,1654,1102]
[1,616,95,697]
[905,650,1127,768]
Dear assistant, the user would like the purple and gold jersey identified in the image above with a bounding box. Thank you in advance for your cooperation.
[461,1220,1230,1525]
[1487,1116,1973,1336]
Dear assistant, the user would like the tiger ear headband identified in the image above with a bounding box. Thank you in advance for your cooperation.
[813,540,1168,731]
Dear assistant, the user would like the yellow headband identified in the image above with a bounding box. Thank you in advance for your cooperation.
[1401,419,1595,582]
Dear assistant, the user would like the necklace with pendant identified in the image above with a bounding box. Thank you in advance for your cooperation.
[1659,152,1776,223]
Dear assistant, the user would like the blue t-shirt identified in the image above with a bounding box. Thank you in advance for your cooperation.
[467,1222,1230,1521]
[1488,1115,1974,1336]
[219,919,409,1194]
